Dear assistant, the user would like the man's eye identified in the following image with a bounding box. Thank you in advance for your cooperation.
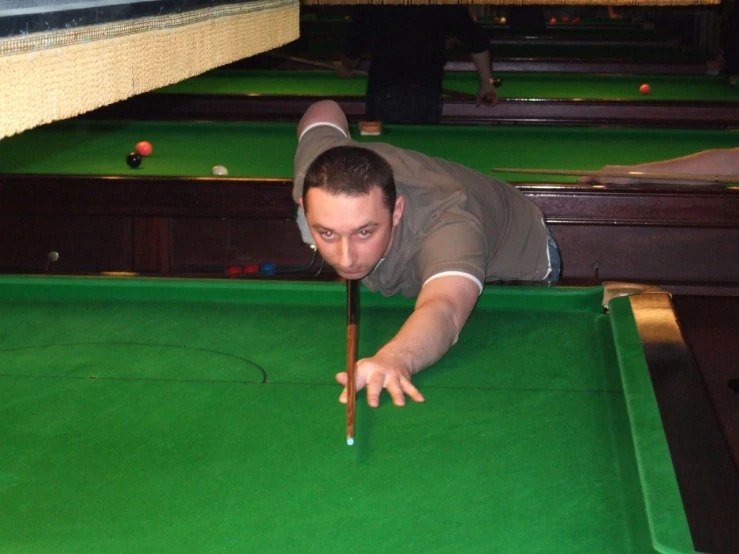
[358,230,371,238]
[321,231,334,239]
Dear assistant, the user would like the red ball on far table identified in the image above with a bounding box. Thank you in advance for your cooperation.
[639,84,651,95]
[135,141,153,157]
[243,264,260,274]
[226,265,242,276]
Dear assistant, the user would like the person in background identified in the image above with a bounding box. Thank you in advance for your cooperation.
[336,6,497,124]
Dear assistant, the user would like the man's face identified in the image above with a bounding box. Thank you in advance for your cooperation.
[301,186,403,280]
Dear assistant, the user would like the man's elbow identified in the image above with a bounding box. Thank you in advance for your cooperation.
[297,101,349,138]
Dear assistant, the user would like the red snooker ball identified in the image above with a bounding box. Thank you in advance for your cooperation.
[639,84,651,95]
[135,141,153,157]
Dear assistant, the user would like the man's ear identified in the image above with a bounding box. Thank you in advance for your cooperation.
[298,198,304,208]
[392,196,405,227]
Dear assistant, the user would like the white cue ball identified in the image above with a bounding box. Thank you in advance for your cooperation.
[211,165,229,176]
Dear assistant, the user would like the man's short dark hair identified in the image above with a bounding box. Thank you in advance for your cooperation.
[303,146,396,214]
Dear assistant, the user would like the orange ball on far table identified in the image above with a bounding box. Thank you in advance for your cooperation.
[639,84,651,95]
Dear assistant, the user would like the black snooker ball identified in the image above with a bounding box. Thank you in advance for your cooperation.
[126,152,142,169]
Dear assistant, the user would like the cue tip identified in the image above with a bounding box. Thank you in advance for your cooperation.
[347,437,354,446]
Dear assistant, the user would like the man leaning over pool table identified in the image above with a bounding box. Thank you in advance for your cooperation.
[293,100,560,408]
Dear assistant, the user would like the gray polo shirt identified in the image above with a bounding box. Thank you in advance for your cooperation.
[294,124,550,297]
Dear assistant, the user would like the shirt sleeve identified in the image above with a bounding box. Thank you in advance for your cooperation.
[446,7,489,54]
[414,215,487,295]
[293,124,349,204]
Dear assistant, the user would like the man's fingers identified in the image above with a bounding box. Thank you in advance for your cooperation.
[366,372,385,408]
[483,93,497,107]
[338,367,424,407]
[401,378,426,403]
[336,373,348,403]
[476,93,496,108]
[385,376,406,407]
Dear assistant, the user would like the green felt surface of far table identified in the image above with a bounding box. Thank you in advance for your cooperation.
[1,119,737,184]
[0,276,693,553]
[158,69,739,102]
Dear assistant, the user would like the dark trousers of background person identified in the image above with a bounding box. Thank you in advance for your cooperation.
[366,84,443,124]
[723,2,739,76]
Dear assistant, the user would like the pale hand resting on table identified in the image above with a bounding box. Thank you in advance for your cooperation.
[336,275,479,407]
[335,55,359,79]
[579,148,739,186]
[477,78,498,108]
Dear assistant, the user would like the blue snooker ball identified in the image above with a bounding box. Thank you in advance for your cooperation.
[260,263,277,276]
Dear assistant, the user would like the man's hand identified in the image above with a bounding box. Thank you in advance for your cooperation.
[336,352,425,408]
[335,55,359,79]
[577,165,642,185]
[335,274,479,408]
[579,149,739,186]
[477,78,498,107]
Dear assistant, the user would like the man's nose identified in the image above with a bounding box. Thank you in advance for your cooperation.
[339,238,356,267]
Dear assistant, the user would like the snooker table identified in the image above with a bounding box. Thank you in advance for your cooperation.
[1,276,738,553]
[90,68,739,127]
[1,119,738,290]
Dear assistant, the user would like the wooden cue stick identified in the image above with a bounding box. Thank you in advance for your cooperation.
[266,53,478,101]
[346,279,359,446]
[492,167,739,185]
